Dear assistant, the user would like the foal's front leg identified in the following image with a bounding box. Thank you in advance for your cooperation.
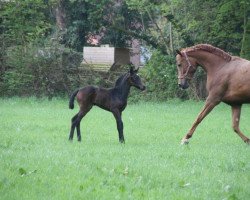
[112,109,124,143]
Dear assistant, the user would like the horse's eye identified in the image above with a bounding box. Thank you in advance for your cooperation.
[178,64,181,67]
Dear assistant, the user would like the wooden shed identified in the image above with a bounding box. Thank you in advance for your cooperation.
[82,45,136,72]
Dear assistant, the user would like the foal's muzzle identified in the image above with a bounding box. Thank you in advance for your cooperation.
[140,85,146,91]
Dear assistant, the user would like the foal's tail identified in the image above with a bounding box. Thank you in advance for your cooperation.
[69,90,79,109]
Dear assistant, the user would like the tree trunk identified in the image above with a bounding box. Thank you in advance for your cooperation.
[146,9,170,54]
[55,0,66,31]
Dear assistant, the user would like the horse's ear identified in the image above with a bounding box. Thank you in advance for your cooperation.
[176,49,182,56]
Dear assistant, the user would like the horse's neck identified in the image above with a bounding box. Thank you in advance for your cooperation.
[114,79,131,101]
[189,51,227,74]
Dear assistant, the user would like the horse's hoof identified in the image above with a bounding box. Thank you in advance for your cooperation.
[181,138,189,145]
[244,139,250,145]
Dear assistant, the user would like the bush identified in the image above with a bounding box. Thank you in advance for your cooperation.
[137,50,208,101]
[141,51,188,101]
[0,43,207,101]
[3,45,36,96]
[1,42,83,98]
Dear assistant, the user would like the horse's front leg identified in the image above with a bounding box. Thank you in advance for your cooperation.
[112,109,124,143]
[181,98,220,145]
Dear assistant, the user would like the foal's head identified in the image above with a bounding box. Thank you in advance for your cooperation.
[127,67,146,91]
[176,50,198,89]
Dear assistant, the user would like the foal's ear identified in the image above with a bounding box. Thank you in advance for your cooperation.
[176,49,182,56]
[134,68,139,73]
[129,66,134,74]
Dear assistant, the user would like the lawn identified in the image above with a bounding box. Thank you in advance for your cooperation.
[0,98,250,199]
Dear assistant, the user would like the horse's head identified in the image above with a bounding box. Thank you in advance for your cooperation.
[128,66,146,91]
[176,50,198,89]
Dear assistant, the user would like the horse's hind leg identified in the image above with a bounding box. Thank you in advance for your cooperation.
[231,105,250,144]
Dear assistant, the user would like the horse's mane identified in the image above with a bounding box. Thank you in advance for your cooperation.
[182,44,232,62]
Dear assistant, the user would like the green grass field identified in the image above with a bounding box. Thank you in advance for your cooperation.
[1,98,250,200]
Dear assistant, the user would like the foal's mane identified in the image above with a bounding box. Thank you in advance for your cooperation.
[114,73,129,87]
[182,44,232,62]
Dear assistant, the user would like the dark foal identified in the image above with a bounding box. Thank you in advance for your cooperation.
[68,67,146,143]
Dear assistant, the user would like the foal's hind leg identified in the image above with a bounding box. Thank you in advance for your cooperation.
[76,122,81,141]
[69,113,78,141]
[75,106,93,141]
[231,105,250,144]
[76,109,90,141]
[75,111,85,142]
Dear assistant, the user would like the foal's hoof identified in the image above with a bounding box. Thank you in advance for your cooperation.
[181,138,189,145]
[119,140,125,144]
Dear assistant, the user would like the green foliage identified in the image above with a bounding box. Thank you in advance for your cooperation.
[61,0,114,51]
[1,0,250,99]
[125,0,174,54]
[0,0,51,45]
[3,46,36,96]
[1,41,83,97]
[143,51,187,100]
[170,0,247,55]
[240,0,250,59]
[209,0,244,54]
[101,2,142,47]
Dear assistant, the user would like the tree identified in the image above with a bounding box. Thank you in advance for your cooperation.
[1,0,248,99]
[0,0,51,46]
[55,0,114,51]
[240,0,250,59]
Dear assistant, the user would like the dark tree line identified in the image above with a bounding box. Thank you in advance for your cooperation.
[0,0,249,99]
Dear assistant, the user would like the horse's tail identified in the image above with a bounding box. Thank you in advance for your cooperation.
[69,90,79,109]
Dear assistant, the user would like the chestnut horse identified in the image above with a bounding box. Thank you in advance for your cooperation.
[176,44,250,144]
[68,67,146,143]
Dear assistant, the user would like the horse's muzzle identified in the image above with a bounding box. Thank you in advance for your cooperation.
[178,80,189,89]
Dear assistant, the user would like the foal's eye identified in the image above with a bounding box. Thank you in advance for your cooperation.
[132,75,139,81]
